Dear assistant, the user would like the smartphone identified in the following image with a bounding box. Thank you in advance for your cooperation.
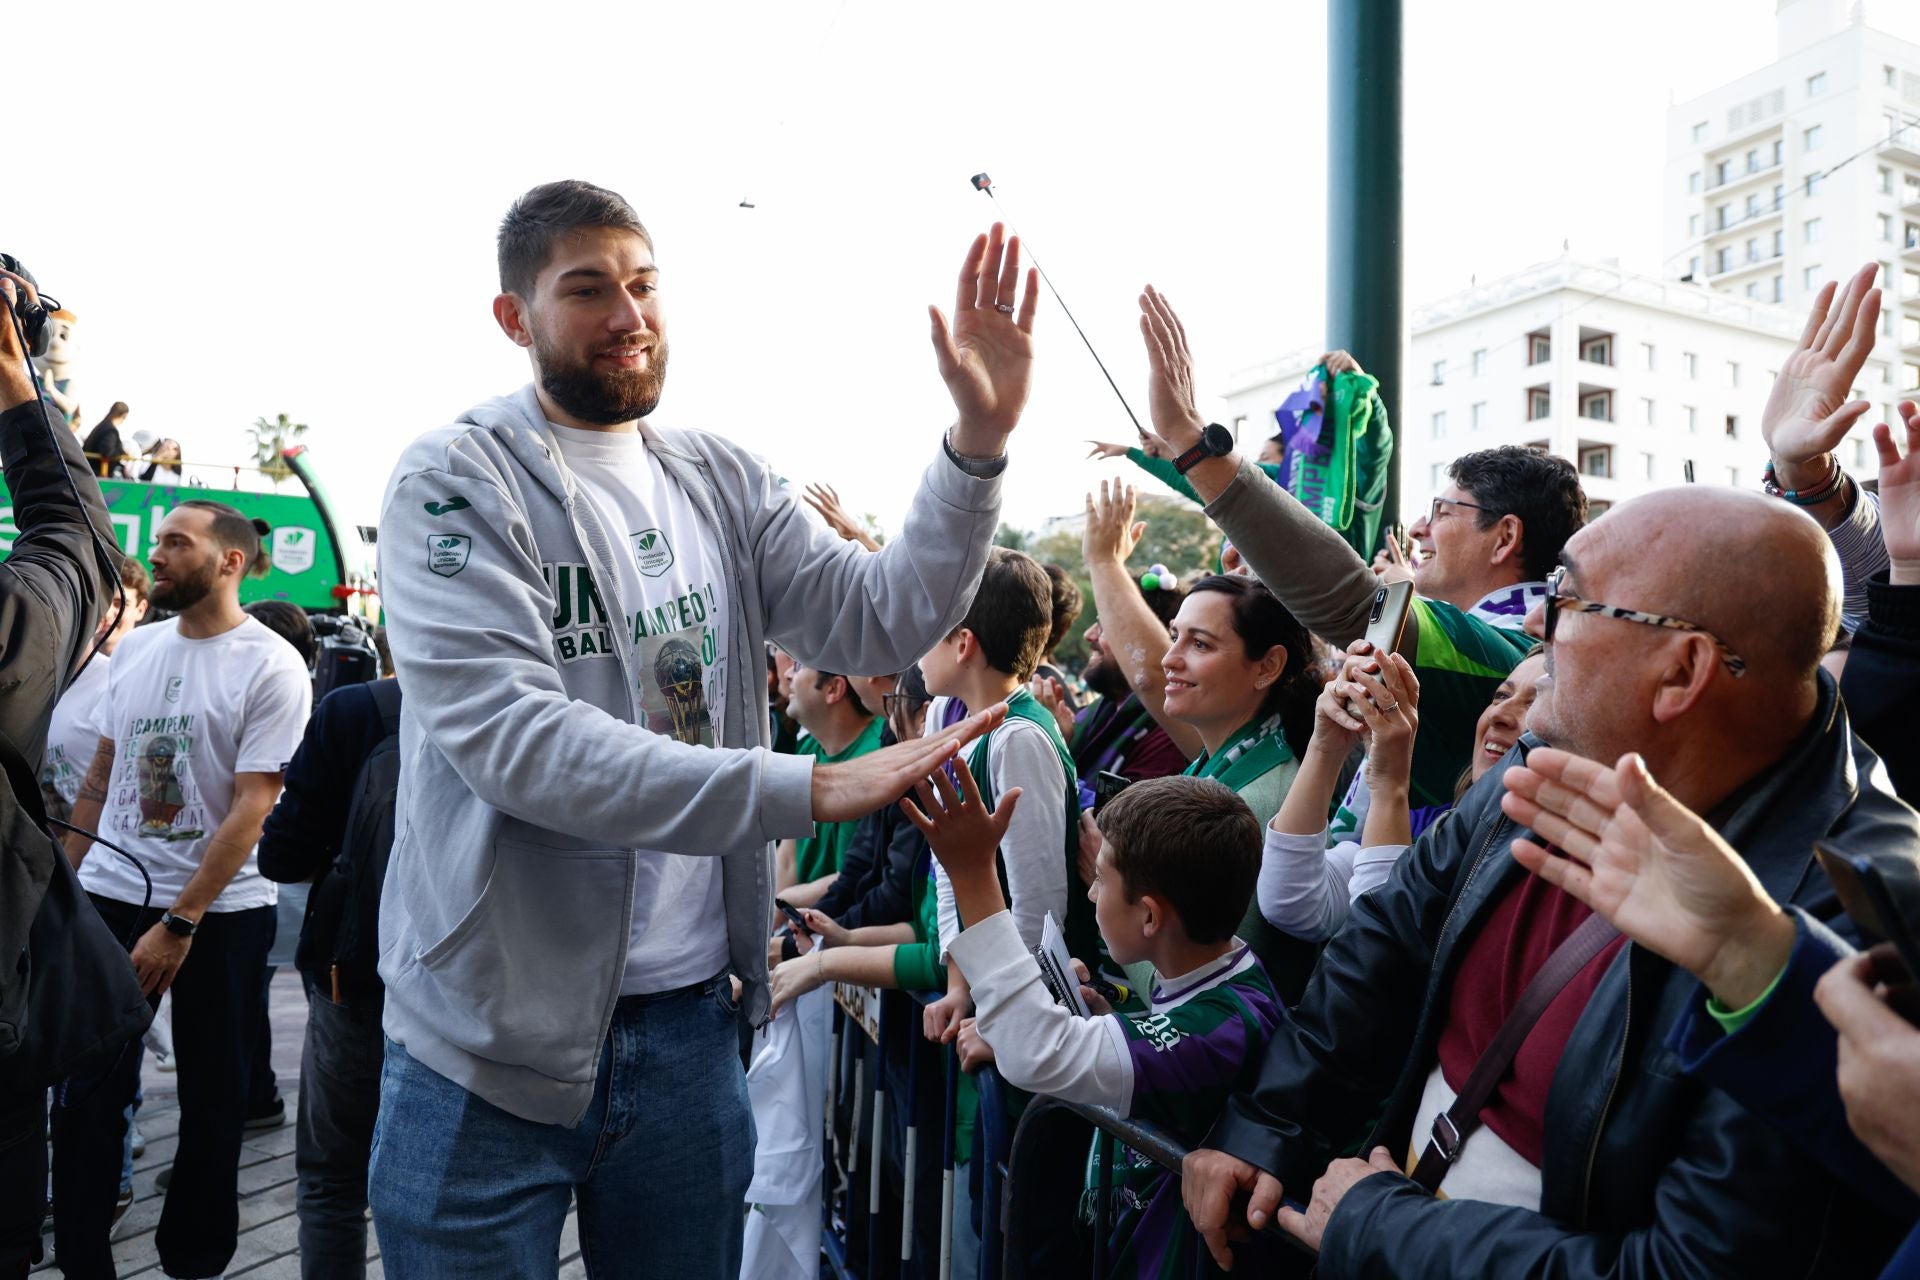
[1814,843,1920,1024]
[1362,580,1414,657]
[773,897,809,933]
[1092,770,1133,815]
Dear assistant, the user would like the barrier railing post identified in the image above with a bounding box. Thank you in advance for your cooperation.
[902,1007,921,1273]
[867,994,887,1274]
[940,1046,958,1280]
[1093,1131,1112,1277]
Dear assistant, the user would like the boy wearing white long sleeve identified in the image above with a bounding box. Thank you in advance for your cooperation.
[917,766,1283,1277]
[921,547,1091,1041]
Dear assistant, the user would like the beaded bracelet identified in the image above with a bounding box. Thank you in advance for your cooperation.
[1762,457,1846,506]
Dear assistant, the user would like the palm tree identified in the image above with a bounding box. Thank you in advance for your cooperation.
[248,413,310,486]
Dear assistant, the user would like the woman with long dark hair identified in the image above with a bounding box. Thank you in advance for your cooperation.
[81,402,131,479]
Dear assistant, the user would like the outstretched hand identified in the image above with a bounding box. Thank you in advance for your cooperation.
[1875,403,1920,585]
[802,483,879,551]
[1500,747,1794,1008]
[900,755,1022,892]
[1137,285,1207,455]
[813,704,1006,822]
[1083,480,1145,567]
[930,223,1039,459]
[1761,263,1879,490]
[1086,440,1133,461]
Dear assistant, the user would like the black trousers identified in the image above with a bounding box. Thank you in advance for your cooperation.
[294,977,383,1280]
[50,895,273,1280]
[0,1091,49,1275]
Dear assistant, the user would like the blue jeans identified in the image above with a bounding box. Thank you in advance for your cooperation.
[368,975,754,1280]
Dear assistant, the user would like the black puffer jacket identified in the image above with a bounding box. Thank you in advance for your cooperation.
[1208,673,1917,1278]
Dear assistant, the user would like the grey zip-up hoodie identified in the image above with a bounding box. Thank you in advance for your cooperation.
[376,385,999,1125]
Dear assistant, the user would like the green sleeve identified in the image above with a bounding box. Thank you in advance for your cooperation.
[1126,448,1202,505]
[892,941,946,992]
[1705,963,1789,1035]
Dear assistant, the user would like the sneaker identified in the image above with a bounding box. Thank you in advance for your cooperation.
[131,1123,146,1159]
[242,1096,286,1131]
[108,1188,134,1242]
[153,1050,177,1073]
[155,1165,171,1192]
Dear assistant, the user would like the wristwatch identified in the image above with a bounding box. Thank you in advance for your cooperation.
[1173,423,1235,475]
[159,910,199,938]
[943,429,1009,479]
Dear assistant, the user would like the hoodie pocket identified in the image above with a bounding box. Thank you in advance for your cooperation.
[410,837,630,1082]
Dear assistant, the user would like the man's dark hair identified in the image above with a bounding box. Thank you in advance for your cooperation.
[812,670,872,718]
[1098,776,1260,943]
[178,499,271,578]
[117,555,150,603]
[244,600,317,669]
[1041,564,1083,658]
[1448,446,1588,582]
[498,180,654,298]
[955,547,1052,681]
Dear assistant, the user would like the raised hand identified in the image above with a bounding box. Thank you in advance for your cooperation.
[802,482,879,551]
[1085,440,1133,461]
[1137,285,1207,455]
[1500,748,1794,1008]
[1082,480,1144,568]
[1874,403,1920,585]
[900,755,1022,888]
[1029,674,1075,738]
[1318,349,1362,377]
[1762,263,1880,491]
[813,704,1007,822]
[929,223,1039,458]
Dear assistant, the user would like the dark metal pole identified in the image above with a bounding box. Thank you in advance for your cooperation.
[1327,0,1404,537]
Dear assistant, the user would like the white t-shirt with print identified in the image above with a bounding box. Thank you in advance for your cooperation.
[42,653,112,816]
[549,422,732,996]
[79,616,312,912]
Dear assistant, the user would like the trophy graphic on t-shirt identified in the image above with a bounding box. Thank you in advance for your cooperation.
[136,734,205,842]
[649,636,709,745]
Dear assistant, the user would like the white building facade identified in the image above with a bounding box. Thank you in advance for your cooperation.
[1222,258,1801,522]
[1663,0,1920,429]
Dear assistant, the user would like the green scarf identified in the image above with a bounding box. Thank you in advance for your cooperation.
[1183,711,1294,794]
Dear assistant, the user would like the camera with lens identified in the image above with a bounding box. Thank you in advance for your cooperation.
[0,253,60,357]
[311,614,381,700]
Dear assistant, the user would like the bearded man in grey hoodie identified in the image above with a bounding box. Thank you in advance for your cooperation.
[367,180,1038,1278]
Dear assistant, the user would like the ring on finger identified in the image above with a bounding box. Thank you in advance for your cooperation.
[1378,701,1399,714]
[994,302,1015,314]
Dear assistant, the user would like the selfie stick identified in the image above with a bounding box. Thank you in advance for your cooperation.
[969,173,1146,438]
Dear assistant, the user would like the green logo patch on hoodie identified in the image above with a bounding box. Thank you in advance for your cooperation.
[428,534,472,577]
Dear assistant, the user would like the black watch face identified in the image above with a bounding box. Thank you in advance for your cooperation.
[1205,423,1234,455]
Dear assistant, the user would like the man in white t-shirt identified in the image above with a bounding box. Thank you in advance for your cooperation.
[52,500,312,1280]
[40,554,150,822]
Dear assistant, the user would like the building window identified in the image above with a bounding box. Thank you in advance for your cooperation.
[1728,361,1740,388]
[1806,173,1824,197]
[1746,194,1761,219]
[1745,148,1760,174]
[1692,121,1708,144]
[1883,213,1896,241]
[1529,334,1551,365]
[1887,65,1898,88]
[1685,405,1698,433]
[1580,391,1613,422]
[1805,217,1823,244]
[1715,247,1732,275]
[1642,452,1657,480]
[1684,351,1698,379]
[1641,342,1656,370]
[1641,397,1656,426]
[1689,170,1702,194]
[1688,213,1701,237]
[1807,71,1827,96]
[1745,236,1760,264]
[1432,358,1446,385]
[1773,275,1784,303]
[1581,446,1613,479]
[1688,255,1701,280]
[1471,401,1486,431]
[1528,388,1551,420]
[1805,264,1822,290]
[1746,282,1760,299]
[1715,159,1732,187]
[1771,138,1783,167]
[1431,410,1448,439]
[1772,183,1784,211]
[1727,466,1741,488]
[1471,348,1487,377]
[1717,203,1733,230]
[1580,335,1613,366]
[1804,124,1823,151]
[1772,228,1784,257]
[1882,167,1897,196]
[1726,414,1739,438]
[1430,463,1445,491]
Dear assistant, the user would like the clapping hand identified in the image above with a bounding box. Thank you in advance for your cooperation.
[1500,748,1794,1009]
[1873,402,1920,585]
[930,223,1039,459]
[1083,480,1145,569]
[1761,263,1879,493]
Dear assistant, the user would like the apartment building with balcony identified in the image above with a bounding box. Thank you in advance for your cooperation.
[1662,0,1920,424]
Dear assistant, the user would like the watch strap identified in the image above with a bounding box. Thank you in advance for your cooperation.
[943,430,1008,479]
[160,910,199,937]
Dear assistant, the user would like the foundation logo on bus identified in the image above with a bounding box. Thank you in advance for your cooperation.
[273,526,317,574]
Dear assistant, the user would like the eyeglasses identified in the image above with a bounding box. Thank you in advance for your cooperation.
[1543,566,1747,678]
[1427,496,1500,525]
[882,691,931,717]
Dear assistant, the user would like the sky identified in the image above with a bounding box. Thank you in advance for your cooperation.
[13,0,1920,540]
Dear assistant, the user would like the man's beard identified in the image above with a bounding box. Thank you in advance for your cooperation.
[1083,651,1130,700]
[534,327,669,426]
[150,560,217,612]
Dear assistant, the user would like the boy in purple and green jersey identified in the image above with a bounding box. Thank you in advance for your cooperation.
[918,767,1284,1278]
